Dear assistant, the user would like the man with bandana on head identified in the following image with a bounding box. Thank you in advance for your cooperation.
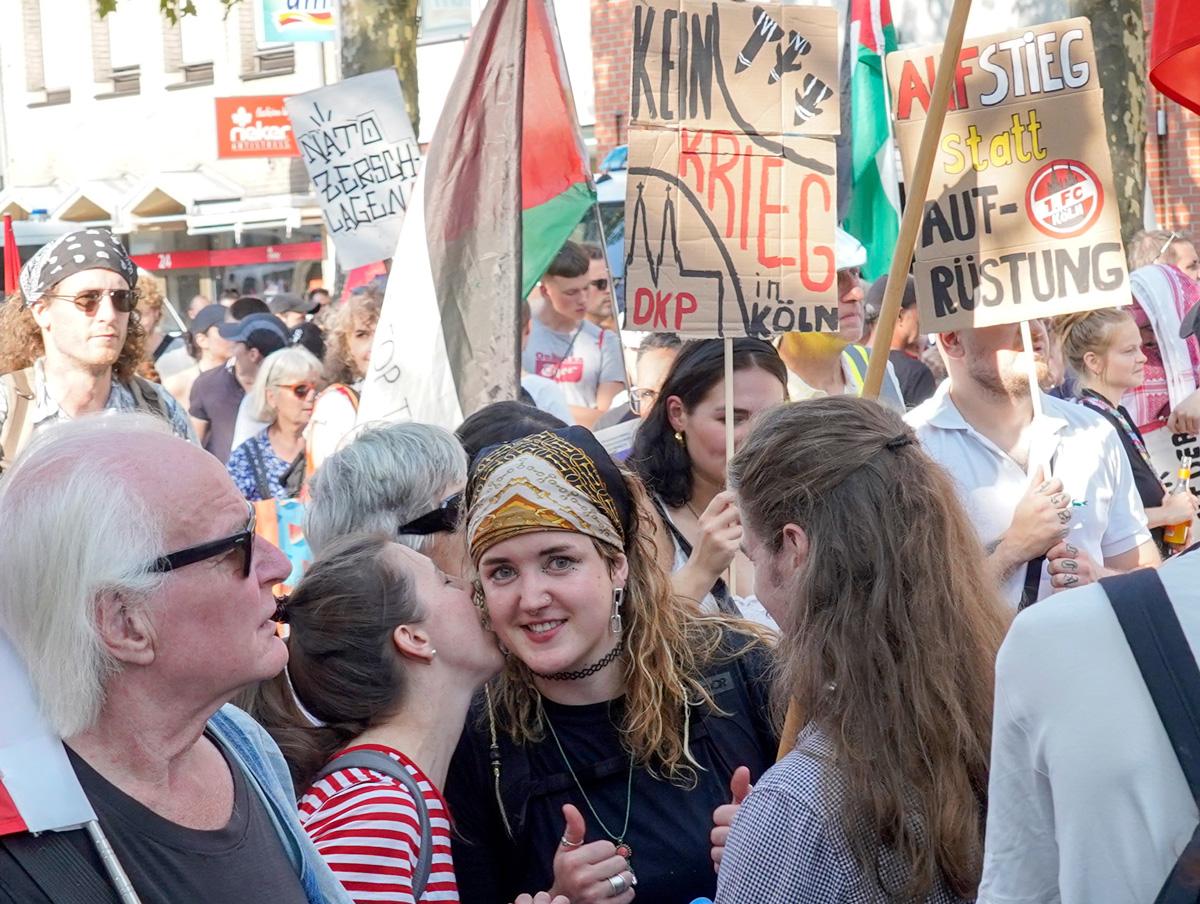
[0,228,194,469]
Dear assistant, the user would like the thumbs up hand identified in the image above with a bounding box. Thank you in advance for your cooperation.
[550,804,636,904]
[710,766,753,872]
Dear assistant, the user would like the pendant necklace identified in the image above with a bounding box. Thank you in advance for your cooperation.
[544,710,636,866]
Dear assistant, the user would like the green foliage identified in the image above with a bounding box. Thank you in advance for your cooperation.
[95,0,242,25]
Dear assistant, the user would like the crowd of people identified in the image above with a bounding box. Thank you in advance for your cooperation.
[0,222,1199,904]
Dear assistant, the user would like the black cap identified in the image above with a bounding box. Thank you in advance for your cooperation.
[218,313,289,345]
[191,304,228,334]
[268,292,319,316]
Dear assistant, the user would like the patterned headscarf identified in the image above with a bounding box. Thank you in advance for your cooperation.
[1123,264,1200,431]
[466,427,634,565]
[19,228,138,306]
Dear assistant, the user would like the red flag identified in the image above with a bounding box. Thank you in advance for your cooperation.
[3,215,19,296]
[1150,0,1200,115]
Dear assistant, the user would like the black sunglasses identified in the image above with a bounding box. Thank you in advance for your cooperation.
[42,288,140,315]
[149,501,256,579]
[398,493,462,536]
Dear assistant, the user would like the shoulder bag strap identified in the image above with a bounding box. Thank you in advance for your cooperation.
[0,830,122,903]
[1100,568,1200,904]
[245,438,274,502]
[315,750,433,899]
[1,368,36,471]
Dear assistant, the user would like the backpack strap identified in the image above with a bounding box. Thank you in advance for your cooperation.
[127,376,168,421]
[0,367,36,472]
[1100,568,1200,904]
[315,750,434,900]
[0,829,122,903]
[245,438,274,502]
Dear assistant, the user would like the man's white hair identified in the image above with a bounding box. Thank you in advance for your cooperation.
[306,422,467,556]
[0,414,170,737]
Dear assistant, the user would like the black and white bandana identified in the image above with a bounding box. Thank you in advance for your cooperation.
[19,227,138,306]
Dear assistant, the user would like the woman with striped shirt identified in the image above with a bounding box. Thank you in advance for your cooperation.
[253,534,560,904]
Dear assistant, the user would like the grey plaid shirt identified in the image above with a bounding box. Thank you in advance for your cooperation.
[715,725,973,904]
[0,358,196,444]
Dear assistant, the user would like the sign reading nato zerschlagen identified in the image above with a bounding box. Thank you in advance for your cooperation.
[285,70,422,269]
[886,18,1127,331]
[261,0,338,43]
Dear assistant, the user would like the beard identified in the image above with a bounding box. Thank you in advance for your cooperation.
[967,356,1051,398]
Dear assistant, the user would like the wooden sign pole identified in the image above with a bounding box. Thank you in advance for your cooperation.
[778,0,975,761]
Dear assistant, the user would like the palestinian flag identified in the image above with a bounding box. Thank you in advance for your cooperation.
[0,630,95,837]
[1150,0,1200,115]
[843,0,900,281]
[356,0,594,428]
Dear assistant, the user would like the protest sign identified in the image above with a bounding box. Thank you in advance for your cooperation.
[623,0,840,338]
[886,19,1128,332]
[285,70,421,270]
[261,0,338,43]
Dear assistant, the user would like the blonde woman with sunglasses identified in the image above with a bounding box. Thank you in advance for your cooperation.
[227,346,323,501]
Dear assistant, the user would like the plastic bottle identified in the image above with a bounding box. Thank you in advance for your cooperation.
[1163,465,1194,549]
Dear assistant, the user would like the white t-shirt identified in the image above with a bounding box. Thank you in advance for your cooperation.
[905,383,1151,607]
[522,318,626,409]
[231,395,270,450]
[520,373,574,425]
[979,550,1200,904]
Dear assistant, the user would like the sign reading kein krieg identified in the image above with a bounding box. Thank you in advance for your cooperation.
[624,0,839,337]
[886,19,1127,331]
[285,70,421,269]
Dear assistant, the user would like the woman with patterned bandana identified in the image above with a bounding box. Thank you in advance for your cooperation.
[446,426,778,904]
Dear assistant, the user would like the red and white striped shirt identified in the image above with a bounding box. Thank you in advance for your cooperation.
[298,744,460,904]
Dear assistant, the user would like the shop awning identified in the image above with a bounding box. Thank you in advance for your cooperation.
[122,170,242,227]
[51,177,136,225]
[186,193,322,240]
[0,184,67,221]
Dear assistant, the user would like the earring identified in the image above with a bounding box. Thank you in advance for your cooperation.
[610,587,625,635]
[430,649,437,657]
[674,431,685,447]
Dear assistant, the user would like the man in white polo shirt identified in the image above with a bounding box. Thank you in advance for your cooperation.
[979,549,1200,903]
[906,317,1158,608]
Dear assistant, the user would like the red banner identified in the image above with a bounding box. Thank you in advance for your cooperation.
[131,242,323,272]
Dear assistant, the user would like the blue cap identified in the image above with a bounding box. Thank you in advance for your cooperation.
[217,312,289,344]
[190,304,228,335]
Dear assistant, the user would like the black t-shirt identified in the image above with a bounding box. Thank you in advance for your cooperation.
[189,362,245,464]
[888,350,937,409]
[0,740,308,904]
[446,630,778,904]
[1091,402,1166,547]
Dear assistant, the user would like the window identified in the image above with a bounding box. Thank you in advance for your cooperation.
[419,0,473,43]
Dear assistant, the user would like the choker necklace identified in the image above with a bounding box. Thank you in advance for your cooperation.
[531,638,624,681]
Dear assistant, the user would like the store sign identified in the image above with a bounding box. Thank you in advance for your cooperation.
[261,0,338,43]
[130,242,323,271]
[215,96,300,159]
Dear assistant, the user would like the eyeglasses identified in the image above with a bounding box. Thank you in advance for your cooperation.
[149,501,256,579]
[277,382,318,399]
[1156,231,1181,263]
[398,493,462,536]
[590,278,609,291]
[628,387,659,416]
[41,288,140,315]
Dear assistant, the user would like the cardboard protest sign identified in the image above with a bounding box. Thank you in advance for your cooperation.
[887,19,1128,332]
[285,70,421,270]
[624,0,840,337]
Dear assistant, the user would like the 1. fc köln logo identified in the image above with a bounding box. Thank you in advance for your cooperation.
[1025,159,1105,240]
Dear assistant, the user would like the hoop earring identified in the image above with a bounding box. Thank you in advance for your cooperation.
[610,586,625,635]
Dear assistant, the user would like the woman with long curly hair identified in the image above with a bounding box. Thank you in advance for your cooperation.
[305,287,383,469]
[719,397,1011,903]
[446,426,778,904]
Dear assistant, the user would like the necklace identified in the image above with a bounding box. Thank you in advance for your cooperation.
[531,638,624,681]
[544,710,635,865]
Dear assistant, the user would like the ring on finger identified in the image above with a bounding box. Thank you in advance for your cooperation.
[560,836,582,849]
[607,874,628,896]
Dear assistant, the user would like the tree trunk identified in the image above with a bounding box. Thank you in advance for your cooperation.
[340,0,422,135]
[1070,0,1146,242]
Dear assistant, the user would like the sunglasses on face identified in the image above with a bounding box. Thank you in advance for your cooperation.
[149,501,256,579]
[42,288,140,315]
[398,493,462,536]
[590,278,609,291]
[277,382,318,400]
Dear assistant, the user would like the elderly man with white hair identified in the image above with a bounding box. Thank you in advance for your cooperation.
[0,414,352,904]
[305,420,469,575]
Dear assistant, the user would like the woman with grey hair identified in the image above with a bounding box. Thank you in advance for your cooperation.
[305,421,469,576]
[227,346,322,501]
